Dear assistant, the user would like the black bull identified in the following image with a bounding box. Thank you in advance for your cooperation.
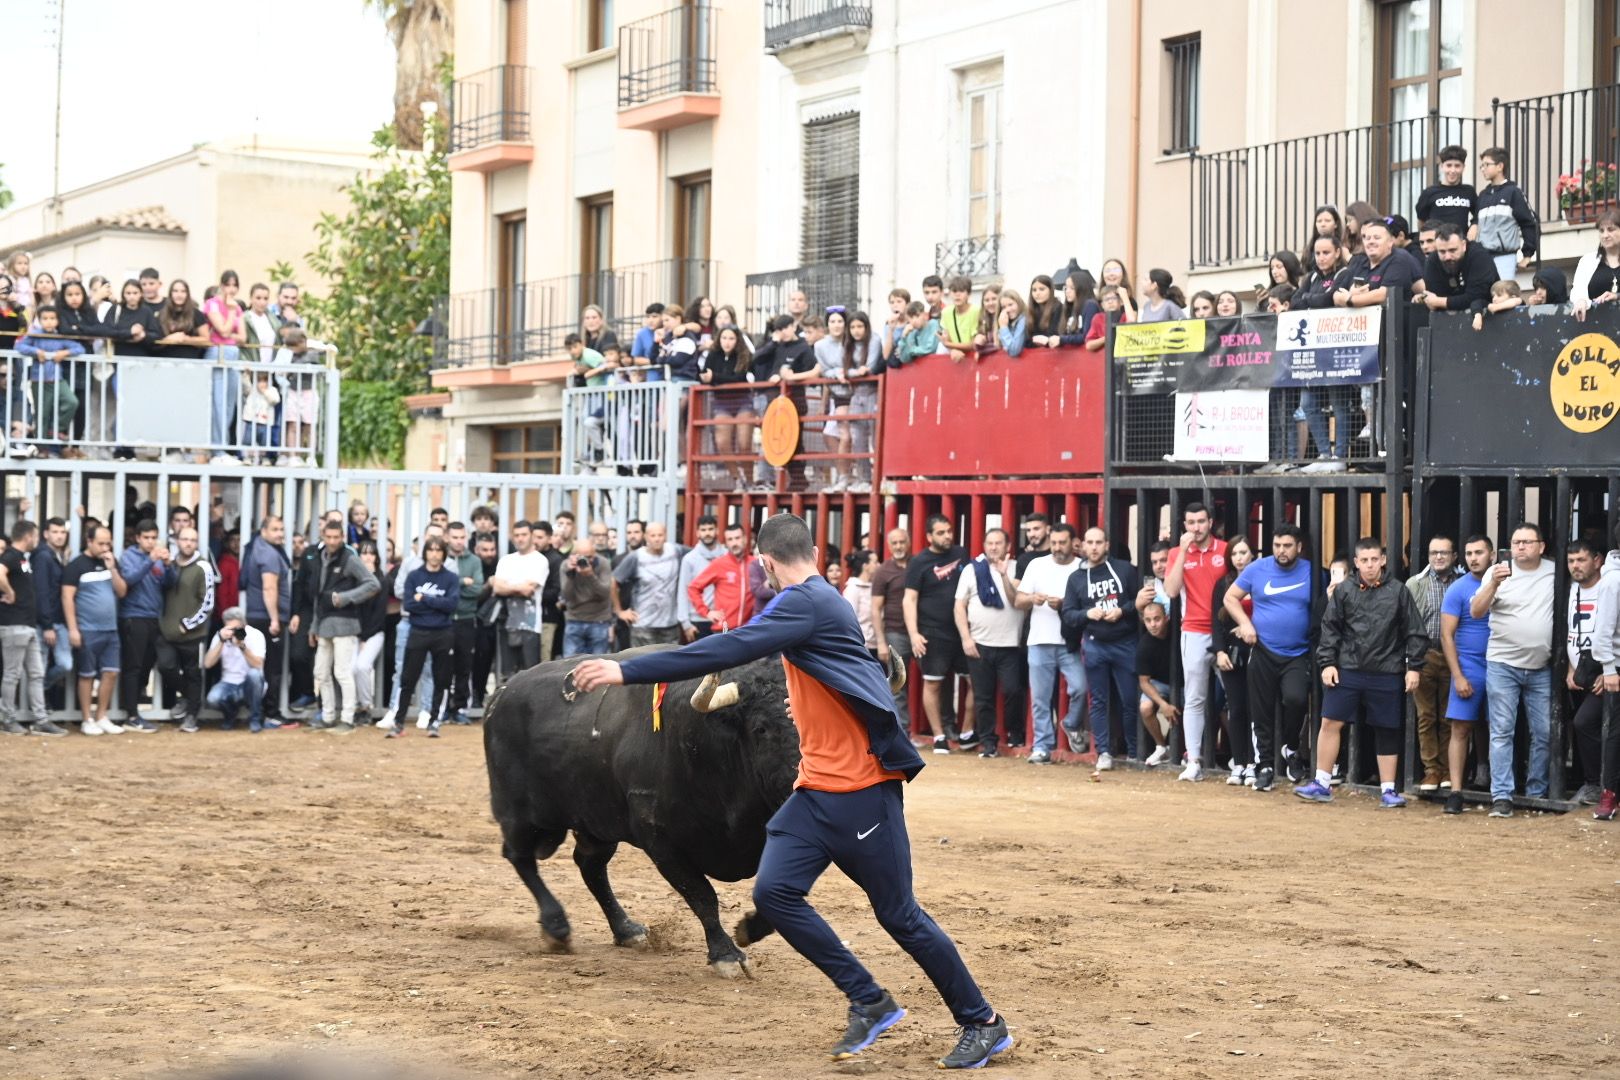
[483,645,905,977]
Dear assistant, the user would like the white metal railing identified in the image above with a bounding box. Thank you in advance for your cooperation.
[2,347,340,466]
[561,380,687,476]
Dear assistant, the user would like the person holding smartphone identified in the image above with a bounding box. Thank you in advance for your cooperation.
[203,606,267,731]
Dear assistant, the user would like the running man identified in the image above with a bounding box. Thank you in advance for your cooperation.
[571,513,1011,1069]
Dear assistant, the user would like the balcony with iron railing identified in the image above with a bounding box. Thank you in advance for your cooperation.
[764,0,872,54]
[448,65,535,172]
[1493,83,1620,231]
[743,262,872,335]
[1189,113,1491,269]
[618,2,720,131]
[935,235,1001,280]
[432,259,717,380]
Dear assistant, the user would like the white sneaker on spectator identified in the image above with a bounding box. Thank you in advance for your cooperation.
[80,720,102,736]
[377,709,397,729]
[1300,457,1346,474]
[1144,745,1169,767]
[1178,761,1203,782]
[161,451,188,464]
[416,711,432,729]
[210,453,240,467]
[1096,752,1113,771]
[1356,425,1371,439]
[1243,764,1256,787]
[96,718,125,734]
[1226,764,1244,786]
[1254,462,1288,475]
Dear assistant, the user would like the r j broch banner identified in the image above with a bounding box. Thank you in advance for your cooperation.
[1113,309,1383,395]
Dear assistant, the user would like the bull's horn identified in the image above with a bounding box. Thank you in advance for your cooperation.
[887,652,907,694]
[691,674,740,713]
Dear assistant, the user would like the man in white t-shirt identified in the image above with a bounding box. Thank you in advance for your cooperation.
[953,528,1025,758]
[491,519,552,673]
[1014,524,1088,764]
[203,606,267,731]
[1470,522,1556,815]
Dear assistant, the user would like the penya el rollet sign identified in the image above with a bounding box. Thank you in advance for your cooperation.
[1424,310,1620,467]
[1114,310,1382,394]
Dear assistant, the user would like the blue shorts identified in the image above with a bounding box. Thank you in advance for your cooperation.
[75,629,121,676]
[1321,669,1403,729]
[1445,657,1488,722]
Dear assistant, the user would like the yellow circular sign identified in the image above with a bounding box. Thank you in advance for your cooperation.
[1551,332,1620,434]
[760,396,801,468]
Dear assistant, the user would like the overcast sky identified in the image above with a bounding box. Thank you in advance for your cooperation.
[6,0,397,207]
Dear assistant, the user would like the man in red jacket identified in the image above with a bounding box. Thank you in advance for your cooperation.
[686,523,755,635]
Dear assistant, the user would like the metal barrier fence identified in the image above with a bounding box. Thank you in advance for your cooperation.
[1189,112,1488,269]
[449,65,532,152]
[0,460,677,723]
[561,380,686,477]
[3,347,339,467]
[435,259,716,368]
[764,0,872,52]
[618,1,717,107]
[686,375,883,494]
[1493,83,1620,230]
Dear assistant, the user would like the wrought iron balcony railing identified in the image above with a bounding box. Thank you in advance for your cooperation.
[449,65,533,152]
[764,0,872,53]
[619,3,718,108]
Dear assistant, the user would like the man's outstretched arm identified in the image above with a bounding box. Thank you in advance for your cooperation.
[573,588,815,691]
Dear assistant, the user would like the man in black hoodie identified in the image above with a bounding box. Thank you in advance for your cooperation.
[1062,527,1143,769]
[1420,223,1497,317]
[1475,146,1539,281]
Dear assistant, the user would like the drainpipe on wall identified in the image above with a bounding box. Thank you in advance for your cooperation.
[1127,0,1142,279]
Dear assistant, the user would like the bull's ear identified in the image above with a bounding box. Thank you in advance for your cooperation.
[691,673,741,713]
[887,652,907,694]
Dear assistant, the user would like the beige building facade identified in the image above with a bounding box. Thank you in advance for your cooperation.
[0,138,380,295]
[431,0,1620,472]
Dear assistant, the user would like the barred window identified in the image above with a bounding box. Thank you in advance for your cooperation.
[1165,34,1201,154]
[801,114,860,264]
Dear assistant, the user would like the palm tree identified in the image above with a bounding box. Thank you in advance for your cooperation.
[367,0,454,150]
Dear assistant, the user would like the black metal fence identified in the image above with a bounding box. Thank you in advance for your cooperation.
[449,66,532,153]
[1189,113,1489,269]
[619,2,718,107]
[1493,83,1620,229]
[435,259,716,368]
[763,0,872,52]
[935,235,1001,279]
[743,262,872,336]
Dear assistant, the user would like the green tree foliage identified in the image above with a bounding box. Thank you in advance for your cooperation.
[303,121,448,467]
[0,164,13,211]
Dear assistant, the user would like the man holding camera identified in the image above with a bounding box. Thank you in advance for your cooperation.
[561,538,614,657]
[204,606,267,732]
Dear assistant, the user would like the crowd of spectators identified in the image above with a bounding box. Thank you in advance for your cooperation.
[0,251,329,463]
[0,503,786,741]
[840,505,1620,817]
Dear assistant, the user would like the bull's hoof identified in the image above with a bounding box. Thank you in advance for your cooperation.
[711,953,753,980]
[540,930,573,954]
[614,926,651,951]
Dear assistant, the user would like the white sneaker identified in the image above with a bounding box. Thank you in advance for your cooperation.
[1178,762,1204,782]
[1226,765,1244,786]
[1356,425,1371,439]
[97,718,126,734]
[80,720,102,736]
[1096,752,1114,771]
[376,710,396,728]
[210,453,240,466]
[1300,457,1346,474]
[1243,764,1256,787]
[848,480,872,494]
[416,711,432,730]
[1144,745,1169,767]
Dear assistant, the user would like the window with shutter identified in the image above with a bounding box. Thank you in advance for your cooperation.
[801,114,860,264]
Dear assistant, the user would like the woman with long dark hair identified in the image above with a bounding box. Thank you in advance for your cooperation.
[1027,274,1063,346]
[154,280,209,359]
[57,280,112,452]
[971,284,1001,355]
[1138,269,1187,322]
[1188,290,1217,318]
[1210,535,1256,786]
[1058,270,1099,347]
[698,324,756,491]
[840,311,883,493]
[1260,250,1303,308]
[350,540,391,726]
[1301,205,1344,263]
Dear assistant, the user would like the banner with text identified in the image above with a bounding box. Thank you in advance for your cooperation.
[1172,390,1270,462]
[1116,310,1381,395]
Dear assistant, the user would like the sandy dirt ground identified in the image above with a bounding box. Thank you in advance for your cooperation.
[4,727,1619,1080]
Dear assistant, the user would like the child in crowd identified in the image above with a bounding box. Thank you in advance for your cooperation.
[240,368,281,464]
[996,290,1028,357]
[892,301,942,365]
[921,275,945,320]
[881,287,911,363]
[1474,279,1523,331]
[1415,144,1477,236]
[972,284,1002,355]
[1476,146,1539,280]
[1084,286,1130,352]
[275,326,321,465]
[15,305,83,456]
[939,276,981,362]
